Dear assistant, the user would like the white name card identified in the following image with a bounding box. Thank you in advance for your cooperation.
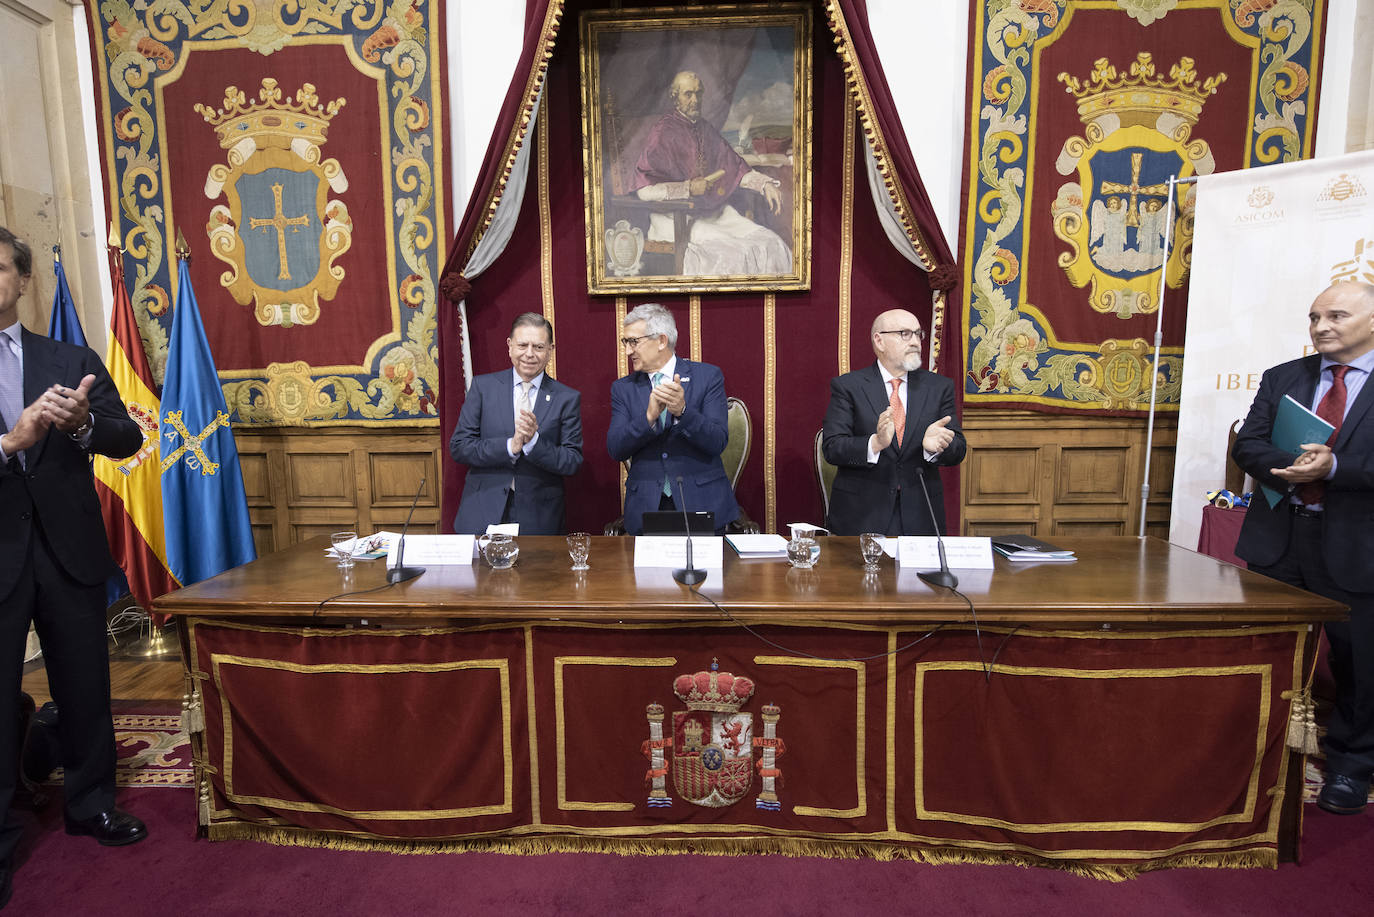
[387,534,476,566]
[633,536,725,569]
[896,536,995,570]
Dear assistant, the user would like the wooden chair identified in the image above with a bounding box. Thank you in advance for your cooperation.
[604,396,760,535]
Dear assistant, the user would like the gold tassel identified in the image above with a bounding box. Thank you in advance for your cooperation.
[181,689,205,734]
[1302,697,1321,756]
[1285,689,1307,751]
[198,776,211,826]
[1284,688,1320,753]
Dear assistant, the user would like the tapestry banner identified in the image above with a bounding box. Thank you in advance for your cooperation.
[960,0,1326,413]
[181,617,1308,874]
[85,0,447,426]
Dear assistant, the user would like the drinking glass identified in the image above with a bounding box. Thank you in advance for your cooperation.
[331,531,357,570]
[860,533,885,572]
[567,532,591,571]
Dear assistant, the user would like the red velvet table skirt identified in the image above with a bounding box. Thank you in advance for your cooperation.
[179,619,1309,876]
[1198,504,1249,568]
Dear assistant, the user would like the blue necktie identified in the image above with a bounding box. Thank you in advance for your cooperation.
[651,372,671,497]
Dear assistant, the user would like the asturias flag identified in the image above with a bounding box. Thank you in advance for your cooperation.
[93,246,179,609]
[160,255,256,585]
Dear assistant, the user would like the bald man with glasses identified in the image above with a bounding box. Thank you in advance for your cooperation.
[822,308,966,535]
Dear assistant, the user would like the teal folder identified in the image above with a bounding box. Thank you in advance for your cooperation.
[1259,395,1335,508]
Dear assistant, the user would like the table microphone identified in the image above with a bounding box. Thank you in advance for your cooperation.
[672,475,707,587]
[916,472,958,590]
[387,477,427,585]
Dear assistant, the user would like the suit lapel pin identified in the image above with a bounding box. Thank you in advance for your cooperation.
[545,393,550,402]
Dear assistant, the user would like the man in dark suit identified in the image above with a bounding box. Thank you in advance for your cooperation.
[0,227,147,905]
[823,308,966,535]
[1233,280,1374,816]
[449,313,583,535]
[607,302,739,535]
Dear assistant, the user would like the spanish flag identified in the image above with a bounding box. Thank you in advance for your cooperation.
[93,243,179,610]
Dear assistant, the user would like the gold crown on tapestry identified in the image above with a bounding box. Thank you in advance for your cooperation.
[673,659,755,713]
[195,78,345,151]
[1058,53,1226,127]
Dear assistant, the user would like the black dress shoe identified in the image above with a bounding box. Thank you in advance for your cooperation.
[0,865,11,909]
[64,809,148,846]
[1317,772,1370,815]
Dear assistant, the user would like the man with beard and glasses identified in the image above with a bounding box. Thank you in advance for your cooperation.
[822,308,966,535]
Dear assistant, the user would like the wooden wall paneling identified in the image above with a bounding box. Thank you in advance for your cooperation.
[368,444,441,535]
[233,428,442,553]
[960,411,1176,538]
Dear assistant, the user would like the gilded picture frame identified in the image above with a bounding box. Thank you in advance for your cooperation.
[580,4,812,295]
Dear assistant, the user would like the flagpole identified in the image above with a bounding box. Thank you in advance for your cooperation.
[1138,174,1199,536]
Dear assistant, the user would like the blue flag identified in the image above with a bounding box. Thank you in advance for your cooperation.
[48,252,87,346]
[160,257,256,585]
[48,252,126,603]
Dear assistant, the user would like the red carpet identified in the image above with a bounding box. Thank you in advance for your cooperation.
[6,787,1373,915]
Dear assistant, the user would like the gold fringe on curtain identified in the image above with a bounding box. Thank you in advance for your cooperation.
[204,822,1278,881]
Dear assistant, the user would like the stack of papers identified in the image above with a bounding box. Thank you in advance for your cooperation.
[989,535,1076,563]
[324,532,397,561]
[725,534,789,558]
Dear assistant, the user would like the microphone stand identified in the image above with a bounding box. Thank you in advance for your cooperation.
[387,477,428,585]
[916,473,958,590]
[671,475,707,587]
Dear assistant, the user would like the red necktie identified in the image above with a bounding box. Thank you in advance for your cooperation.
[1296,364,1349,506]
[889,378,905,449]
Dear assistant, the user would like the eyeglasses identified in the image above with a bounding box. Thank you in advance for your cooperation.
[620,334,656,347]
[876,329,924,342]
[511,342,550,354]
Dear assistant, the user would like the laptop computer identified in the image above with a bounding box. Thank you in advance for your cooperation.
[640,511,716,535]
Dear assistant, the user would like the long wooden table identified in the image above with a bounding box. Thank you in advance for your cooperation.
[159,536,1344,876]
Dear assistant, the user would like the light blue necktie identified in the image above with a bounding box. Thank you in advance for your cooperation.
[651,371,671,497]
[0,331,24,468]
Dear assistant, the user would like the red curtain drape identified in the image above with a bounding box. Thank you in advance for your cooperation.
[438,0,961,535]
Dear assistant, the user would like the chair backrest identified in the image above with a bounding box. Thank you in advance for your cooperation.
[814,428,838,516]
[722,397,751,489]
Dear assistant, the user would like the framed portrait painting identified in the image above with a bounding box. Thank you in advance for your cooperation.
[579,4,812,295]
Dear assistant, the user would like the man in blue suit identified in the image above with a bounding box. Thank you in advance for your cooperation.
[449,313,582,534]
[608,302,739,535]
[1233,281,1374,816]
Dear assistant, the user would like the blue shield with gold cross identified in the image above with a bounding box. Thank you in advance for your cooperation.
[237,167,323,292]
[197,79,352,327]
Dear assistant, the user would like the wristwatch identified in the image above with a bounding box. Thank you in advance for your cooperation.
[68,413,93,442]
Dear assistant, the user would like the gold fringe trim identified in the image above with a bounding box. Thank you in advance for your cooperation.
[202,822,1278,879]
[463,0,565,263]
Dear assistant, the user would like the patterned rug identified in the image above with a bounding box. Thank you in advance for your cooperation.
[42,701,193,789]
